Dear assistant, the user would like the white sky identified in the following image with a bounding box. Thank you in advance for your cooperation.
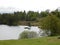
[0,0,60,12]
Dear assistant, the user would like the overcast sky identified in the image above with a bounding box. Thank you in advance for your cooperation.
[0,0,60,12]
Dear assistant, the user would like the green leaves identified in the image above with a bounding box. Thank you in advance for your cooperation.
[40,15,60,36]
[19,31,38,39]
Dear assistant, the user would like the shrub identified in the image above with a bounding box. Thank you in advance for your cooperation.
[19,30,38,39]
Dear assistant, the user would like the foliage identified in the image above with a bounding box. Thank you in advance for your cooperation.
[0,11,39,26]
[40,14,60,36]
[19,31,38,39]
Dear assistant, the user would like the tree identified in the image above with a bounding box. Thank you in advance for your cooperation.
[51,9,60,18]
[27,11,38,21]
[40,14,60,36]
[39,10,49,18]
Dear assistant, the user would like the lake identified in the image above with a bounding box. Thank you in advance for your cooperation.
[0,25,45,40]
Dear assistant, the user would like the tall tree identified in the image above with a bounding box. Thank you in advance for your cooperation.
[40,14,60,36]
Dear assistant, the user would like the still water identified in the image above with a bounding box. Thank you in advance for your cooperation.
[0,25,43,40]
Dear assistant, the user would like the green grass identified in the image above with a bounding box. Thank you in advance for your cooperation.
[0,36,60,45]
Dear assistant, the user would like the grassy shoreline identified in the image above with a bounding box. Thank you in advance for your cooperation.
[0,36,60,45]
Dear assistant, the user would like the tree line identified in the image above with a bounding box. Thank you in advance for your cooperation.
[0,9,60,26]
[0,11,40,26]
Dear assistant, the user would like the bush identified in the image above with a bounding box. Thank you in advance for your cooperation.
[19,30,38,39]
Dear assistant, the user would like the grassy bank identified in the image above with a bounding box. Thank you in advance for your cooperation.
[0,36,60,45]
